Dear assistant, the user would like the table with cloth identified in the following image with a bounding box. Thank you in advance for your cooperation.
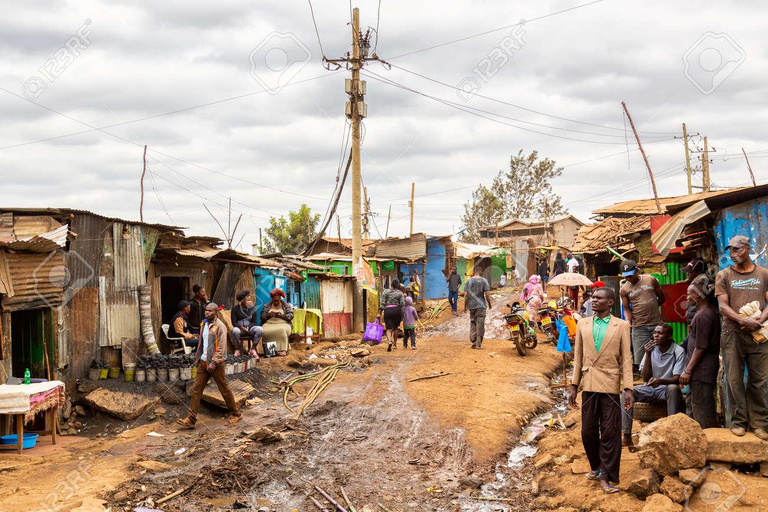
[291,308,324,341]
[0,380,64,453]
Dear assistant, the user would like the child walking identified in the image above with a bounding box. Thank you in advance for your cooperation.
[402,296,419,349]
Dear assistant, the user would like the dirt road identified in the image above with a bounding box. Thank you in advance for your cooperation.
[0,291,566,511]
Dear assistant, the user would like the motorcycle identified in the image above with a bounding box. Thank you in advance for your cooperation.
[504,302,538,356]
[538,304,559,345]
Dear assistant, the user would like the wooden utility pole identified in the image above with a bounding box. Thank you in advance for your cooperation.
[336,214,342,243]
[621,102,662,214]
[682,123,692,194]
[140,145,147,222]
[385,205,391,238]
[742,148,757,186]
[702,136,711,192]
[349,9,363,265]
[259,228,263,254]
[409,182,415,235]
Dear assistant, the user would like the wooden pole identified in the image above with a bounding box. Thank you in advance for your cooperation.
[350,8,362,265]
[385,205,391,238]
[140,145,147,222]
[742,148,757,187]
[409,182,415,235]
[621,102,662,214]
[683,123,692,194]
[702,136,711,192]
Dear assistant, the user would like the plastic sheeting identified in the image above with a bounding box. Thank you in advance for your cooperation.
[714,196,768,270]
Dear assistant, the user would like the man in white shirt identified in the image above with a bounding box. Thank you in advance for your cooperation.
[567,253,580,273]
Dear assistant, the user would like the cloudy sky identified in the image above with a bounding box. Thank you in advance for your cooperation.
[1,0,765,251]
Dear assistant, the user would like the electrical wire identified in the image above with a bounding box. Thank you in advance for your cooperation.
[373,0,382,53]
[307,0,327,58]
[386,63,678,137]
[0,71,341,153]
[362,70,676,146]
[0,85,339,203]
[388,0,604,60]
[145,162,175,224]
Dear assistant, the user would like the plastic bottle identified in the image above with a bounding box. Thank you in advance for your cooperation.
[24,368,30,385]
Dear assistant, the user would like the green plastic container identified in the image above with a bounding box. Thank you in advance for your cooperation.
[124,369,135,382]
[98,368,108,379]
[108,367,119,379]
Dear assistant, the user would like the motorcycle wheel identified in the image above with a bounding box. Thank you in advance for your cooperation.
[513,333,527,356]
[524,335,538,349]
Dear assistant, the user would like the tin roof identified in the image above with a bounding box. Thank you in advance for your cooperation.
[481,214,583,231]
[374,233,428,261]
[592,184,768,216]
[570,216,651,254]
[0,207,184,232]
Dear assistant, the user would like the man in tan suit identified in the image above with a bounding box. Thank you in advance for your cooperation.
[568,287,634,494]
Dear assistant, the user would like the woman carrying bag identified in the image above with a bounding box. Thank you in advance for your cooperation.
[379,279,406,352]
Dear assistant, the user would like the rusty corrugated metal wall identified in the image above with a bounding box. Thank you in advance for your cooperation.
[374,233,427,261]
[12,215,62,239]
[98,275,140,347]
[113,222,146,290]
[212,262,251,309]
[1,251,64,311]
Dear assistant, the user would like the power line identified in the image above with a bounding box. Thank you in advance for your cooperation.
[0,71,341,152]
[0,85,340,203]
[307,0,328,58]
[387,63,677,137]
[388,0,605,60]
[373,0,382,53]
[362,70,676,146]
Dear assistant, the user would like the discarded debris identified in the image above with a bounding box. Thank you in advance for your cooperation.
[156,475,201,505]
[314,482,349,512]
[407,372,452,382]
[246,426,284,444]
[282,358,352,417]
[340,487,357,512]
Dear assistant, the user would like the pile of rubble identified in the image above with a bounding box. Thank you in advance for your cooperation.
[629,414,766,511]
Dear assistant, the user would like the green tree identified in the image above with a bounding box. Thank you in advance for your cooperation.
[263,204,320,254]
[461,150,567,243]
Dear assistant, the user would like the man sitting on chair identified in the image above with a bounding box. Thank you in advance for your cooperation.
[622,324,685,450]
[231,290,262,359]
[172,301,199,348]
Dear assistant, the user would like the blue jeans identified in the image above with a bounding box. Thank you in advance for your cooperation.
[403,328,417,348]
[448,290,459,313]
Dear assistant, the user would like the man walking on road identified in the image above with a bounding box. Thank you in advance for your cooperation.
[620,259,666,369]
[622,324,685,449]
[715,235,768,439]
[569,287,634,494]
[177,303,242,429]
[465,268,492,350]
[446,267,462,316]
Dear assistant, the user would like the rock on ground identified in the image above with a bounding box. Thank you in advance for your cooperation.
[570,458,591,474]
[83,388,158,421]
[677,468,706,487]
[627,468,660,499]
[637,414,707,475]
[642,493,682,512]
[704,428,768,463]
[659,475,691,503]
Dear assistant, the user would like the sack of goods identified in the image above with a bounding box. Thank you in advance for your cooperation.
[738,301,768,343]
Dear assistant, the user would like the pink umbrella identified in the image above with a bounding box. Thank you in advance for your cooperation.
[548,272,593,287]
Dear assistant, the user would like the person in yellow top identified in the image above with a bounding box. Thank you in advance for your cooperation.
[568,287,634,494]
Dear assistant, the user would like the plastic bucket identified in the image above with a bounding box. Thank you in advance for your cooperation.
[225,364,234,375]
[0,433,38,450]
[156,369,168,382]
[135,369,146,382]
[124,370,135,382]
[108,367,119,379]
[88,368,100,381]
[168,368,180,381]
[190,366,197,379]
[180,368,191,380]
[98,368,108,380]
[146,369,157,382]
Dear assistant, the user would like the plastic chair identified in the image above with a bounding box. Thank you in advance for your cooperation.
[162,324,191,355]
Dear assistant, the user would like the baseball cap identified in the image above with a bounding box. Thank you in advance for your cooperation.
[620,259,637,277]
[681,259,705,274]
[589,280,606,288]
[725,235,750,250]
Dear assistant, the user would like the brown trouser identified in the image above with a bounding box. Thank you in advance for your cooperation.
[581,391,623,484]
[187,360,240,423]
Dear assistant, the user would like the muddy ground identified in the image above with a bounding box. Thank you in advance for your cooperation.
[0,288,581,512]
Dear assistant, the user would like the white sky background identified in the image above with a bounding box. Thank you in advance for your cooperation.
[1,0,766,251]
